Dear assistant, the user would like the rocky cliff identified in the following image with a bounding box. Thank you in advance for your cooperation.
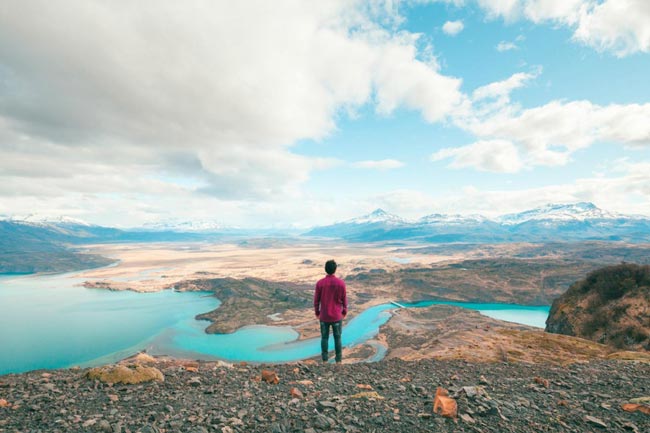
[546,263,650,351]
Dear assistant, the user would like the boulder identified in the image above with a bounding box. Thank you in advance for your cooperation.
[261,370,279,384]
[534,377,550,388]
[86,364,164,384]
[349,391,384,400]
[132,353,157,364]
[433,387,457,419]
[621,403,650,415]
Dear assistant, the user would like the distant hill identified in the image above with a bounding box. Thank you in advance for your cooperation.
[546,263,650,351]
[0,216,302,273]
[0,218,213,274]
[0,220,114,273]
[304,202,650,243]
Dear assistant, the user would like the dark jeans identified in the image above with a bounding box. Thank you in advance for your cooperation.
[320,320,342,362]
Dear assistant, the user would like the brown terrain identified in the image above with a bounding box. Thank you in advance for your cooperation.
[546,263,650,351]
[374,304,643,364]
[75,240,650,360]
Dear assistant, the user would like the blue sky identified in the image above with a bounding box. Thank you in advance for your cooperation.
[293,1,650,223]
[0,1,649,227]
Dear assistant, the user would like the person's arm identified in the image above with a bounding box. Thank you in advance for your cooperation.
[341,281,347,317]
[314,283,321,318]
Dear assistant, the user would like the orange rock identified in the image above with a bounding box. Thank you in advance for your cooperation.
[534,377,550,388]
[296,380,313,386]
[292,367,300,374]
[356,384,373,390]
[399,377,411,382]
[185,366,199,373]
[290,387,303,398]
[261,370,279,384]
[621,403,650,415]
[433,387,457,419]
[557,400,569,407]
[303,360,317,365]
[0,398,10,408]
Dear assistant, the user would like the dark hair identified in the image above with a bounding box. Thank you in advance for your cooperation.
[325,260,337,275]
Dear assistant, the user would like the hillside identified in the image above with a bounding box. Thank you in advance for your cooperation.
[546,263,650,350]
[0,219,210,273]
[0,221,114,273]
[1,356,649,433]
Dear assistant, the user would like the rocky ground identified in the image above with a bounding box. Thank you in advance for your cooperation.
[1,356,649,433]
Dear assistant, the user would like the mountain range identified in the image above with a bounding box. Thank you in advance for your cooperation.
[304,202,650,243]
[2,202,650,273]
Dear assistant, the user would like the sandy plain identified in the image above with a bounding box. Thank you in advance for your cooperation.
[76,240,463,291]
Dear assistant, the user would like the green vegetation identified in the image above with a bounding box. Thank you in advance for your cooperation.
[578,263,650,301]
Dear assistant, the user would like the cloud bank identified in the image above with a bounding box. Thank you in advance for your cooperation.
[477,0,650,56]
[0,0,463,223]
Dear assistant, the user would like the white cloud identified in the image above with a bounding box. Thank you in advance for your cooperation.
[476,0,521,20]
[373,40,463,123]
[472,70,538,102]
[431,139,524,172]
[476,0,650,56]
[496,41,518,51]
[0,0,464,223]
[442,20,465,35]
[459,100,650,170]
[453,161,650,217]
[352,159,405,169]
[373,160,650,219]
[441,70,650,173]
[574,0,650,56]
[365,189,440,219]
[523,0,585,24]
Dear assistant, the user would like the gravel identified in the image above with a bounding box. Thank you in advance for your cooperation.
[0,358,649,433]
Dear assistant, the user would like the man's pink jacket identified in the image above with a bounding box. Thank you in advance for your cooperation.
[314,274,347,322]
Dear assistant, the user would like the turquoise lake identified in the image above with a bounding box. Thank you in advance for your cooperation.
[0,272,550,375]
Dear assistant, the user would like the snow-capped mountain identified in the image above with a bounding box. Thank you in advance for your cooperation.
[345,209,408,225]
[5,214,94,227]
[499,202,622,225]
[418,213,489,225]
[142,219,228,232]
[305,202,650,242]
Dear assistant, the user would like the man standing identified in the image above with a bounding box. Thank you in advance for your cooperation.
[314,259,347,363]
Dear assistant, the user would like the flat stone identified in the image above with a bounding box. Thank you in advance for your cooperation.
[630,396,650,404]
[97,420,112,433]
[585,415,607,428]
[460,413,475,423]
